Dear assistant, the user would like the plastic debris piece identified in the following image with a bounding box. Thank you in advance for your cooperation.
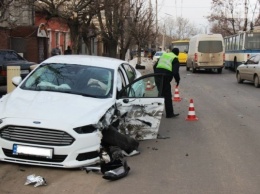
[122,150,140,157]
[102,160,130,181]
[83,166,101,173]
[24,174,37,185]
[101,150,111,163]
[34,176,47,187]
[24,174,47,187]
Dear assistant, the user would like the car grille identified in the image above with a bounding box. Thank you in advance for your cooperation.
[0,126,75,146]
[2,148,67,163]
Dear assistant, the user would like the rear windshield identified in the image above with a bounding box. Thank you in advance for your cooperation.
[0,50,24,62]
[172,43,189,52]
[198,41,223,53]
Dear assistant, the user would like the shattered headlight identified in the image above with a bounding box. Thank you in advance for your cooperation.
[73,125,97,134]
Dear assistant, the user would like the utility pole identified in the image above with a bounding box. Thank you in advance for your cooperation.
[243,0,248,31]
[148,0,152,53]
[155,0,158,51]
[162,24,165,51]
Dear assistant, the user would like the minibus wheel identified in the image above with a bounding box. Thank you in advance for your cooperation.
[192,65,196,73]
[217,68,222,74]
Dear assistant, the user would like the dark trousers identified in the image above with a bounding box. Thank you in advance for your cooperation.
[154,68,174,117]
[162,76,174,117]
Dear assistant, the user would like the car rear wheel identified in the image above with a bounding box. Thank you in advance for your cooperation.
[191,65,196,73]
[217,68,222,74]
[254,75,260,88]
[236,72,244,83]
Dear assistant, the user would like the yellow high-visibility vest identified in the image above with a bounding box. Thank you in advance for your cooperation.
[156,52,178,71]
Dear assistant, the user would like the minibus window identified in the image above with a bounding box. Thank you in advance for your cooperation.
[198,41,223,53]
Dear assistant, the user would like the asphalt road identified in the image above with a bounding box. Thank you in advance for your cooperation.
[1,65,260,194]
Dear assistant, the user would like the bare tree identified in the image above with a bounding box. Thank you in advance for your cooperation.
[159,16,198,47]
[175,17,198,39]
[35,0,95,53]
[207,0,259,36]
[93,0,125,58]
[129,1,155,64]
[0,0,34,27]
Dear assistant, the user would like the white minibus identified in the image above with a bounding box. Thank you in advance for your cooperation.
[186,34,225,73]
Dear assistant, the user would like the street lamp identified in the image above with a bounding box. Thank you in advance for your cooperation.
[162,13,174,51]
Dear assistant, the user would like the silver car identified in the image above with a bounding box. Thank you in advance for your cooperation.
[236,54,260,88]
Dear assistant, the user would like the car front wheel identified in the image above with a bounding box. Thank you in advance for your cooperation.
[236,72,244,83]
[254,75,260,88]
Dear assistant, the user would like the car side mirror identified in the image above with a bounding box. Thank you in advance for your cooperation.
[12,76,22,87]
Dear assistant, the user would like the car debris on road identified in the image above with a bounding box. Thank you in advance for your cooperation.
[24,174,47,187]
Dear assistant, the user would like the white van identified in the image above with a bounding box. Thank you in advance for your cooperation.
[186,34,225,73]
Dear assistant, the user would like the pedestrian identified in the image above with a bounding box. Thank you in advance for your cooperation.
[51,44,61,56]
[64,46,72,55]
[151,50,156,59]
[153,48,180,118]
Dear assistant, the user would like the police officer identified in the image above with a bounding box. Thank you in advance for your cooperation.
[154,48,180,118]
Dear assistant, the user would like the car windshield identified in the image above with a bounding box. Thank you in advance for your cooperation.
[0,50,25,62]
[20,63,114,98]
[155,52,163,56]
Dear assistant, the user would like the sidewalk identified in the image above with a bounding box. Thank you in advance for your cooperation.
[129,57,155,75]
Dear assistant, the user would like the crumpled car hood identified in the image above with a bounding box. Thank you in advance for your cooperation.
[0,89,115,125]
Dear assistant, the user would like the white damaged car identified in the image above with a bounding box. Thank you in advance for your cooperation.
[0,55,165,168]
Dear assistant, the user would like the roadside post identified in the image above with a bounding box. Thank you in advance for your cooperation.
[7,66,20,93]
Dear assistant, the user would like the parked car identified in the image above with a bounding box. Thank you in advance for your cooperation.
[236,54,260,88]
[0,49,36,85]
[0,55,165,168]
[152,51,165,62]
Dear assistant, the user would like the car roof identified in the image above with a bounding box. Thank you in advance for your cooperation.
[0,49,18,52]
[42,55,128,70]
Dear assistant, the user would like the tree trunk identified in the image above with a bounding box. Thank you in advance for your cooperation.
[104,39,118,58]
[137,44,142,65]
[68,20,80,54]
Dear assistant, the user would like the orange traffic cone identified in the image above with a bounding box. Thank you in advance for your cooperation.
[172,85,181,102]
[186,99,199,121]
[146,80,152,91]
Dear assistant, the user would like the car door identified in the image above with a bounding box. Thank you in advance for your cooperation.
[243,56,257,81]
[116,73,165,140]
[249,55,260,81]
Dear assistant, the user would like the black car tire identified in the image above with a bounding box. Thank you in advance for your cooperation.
[254,75,260,88]
[236,72,244,83]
